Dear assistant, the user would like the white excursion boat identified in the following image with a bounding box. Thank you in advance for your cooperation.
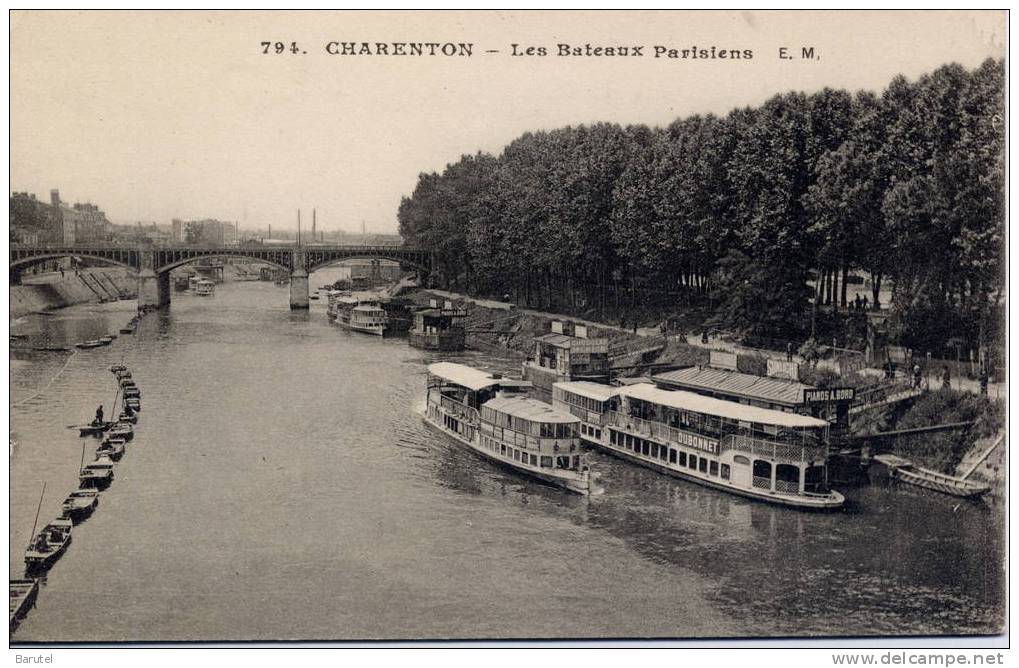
[195,279,215,296]
[552,380,844,510]
[424,362,591,494]
[340,300,388,336]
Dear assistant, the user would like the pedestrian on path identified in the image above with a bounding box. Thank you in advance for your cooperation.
[942,365,952,390]
[786,342,793,362]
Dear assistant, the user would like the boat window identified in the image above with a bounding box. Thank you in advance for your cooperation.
[688,455,697,470]
[734,455,750,466]
[650,443,659,459]
[513,449,520,461]
[529,454,538,467]
[669,449,677,464]
[698,458,708,474]
[540,456,553,468]
[721,464,730,480]
[594,429,600,439]
[776,464,800,494]
[610,430,617,445]
[500,444,506,455]
[709,461,719,477]
[679,452,687,467]
[752,460,772,490]
[641,441,650,456]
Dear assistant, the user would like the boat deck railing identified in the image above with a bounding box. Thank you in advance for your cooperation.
[721,434,828,463]
[605,411,701,449]
[436,394,479,423]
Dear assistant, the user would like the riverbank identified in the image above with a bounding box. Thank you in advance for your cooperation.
[11,268,137,320]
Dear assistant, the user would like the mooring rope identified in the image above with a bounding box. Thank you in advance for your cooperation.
[12,350,78,408]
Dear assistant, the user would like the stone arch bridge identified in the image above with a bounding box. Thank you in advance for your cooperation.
[10,245,431,310]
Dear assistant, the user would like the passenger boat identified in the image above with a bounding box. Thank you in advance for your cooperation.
[189,275,200,290]
[329,293,359,322]
[97,437,126,461]
[9,579,39,633]
[424,362,591,494]
[195,279,216,296]
[78,421,113,437]
[80,456,115,489]
[174,275,192,292]
[552,381,845,510]
[872,454,991,499]
[25,519,72,573]
[61,488,100,521]
[340,301,388,336]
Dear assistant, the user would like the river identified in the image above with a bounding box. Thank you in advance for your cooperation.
[9,273,1005,641]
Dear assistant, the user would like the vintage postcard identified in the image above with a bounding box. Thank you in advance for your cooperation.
[8,9,1006,648]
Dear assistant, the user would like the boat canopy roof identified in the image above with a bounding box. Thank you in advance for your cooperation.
[553,381,620,402]
[483,396,579,424]
[428,362,531,392]
[618,383,829,429]
[652,366,811,407]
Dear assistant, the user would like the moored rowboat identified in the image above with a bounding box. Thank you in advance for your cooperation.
[9,579,39,633]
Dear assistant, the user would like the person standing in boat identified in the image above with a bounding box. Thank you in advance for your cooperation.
[94,405,104,426]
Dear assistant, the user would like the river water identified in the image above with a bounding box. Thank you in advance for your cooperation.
[9,274,1005,641]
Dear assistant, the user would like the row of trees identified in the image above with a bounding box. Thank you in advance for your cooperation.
[398,59,1004,351]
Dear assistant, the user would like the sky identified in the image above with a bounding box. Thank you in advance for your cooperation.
[9,10,1005,234]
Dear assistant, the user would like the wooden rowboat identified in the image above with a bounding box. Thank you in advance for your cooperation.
[874,455,991,499]
[9,579,39,633]
[78,421,113,437]
[25,519,72,573]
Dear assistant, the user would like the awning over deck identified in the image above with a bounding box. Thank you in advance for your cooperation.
[553,381,620,402]
[428,362,531,392]
[618,383,828,429]
[483,396,579,423]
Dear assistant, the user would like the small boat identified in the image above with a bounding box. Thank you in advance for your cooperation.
[195,279,215,296]
[97,437,126,461]
[78,421,113,437]
[10,578,40,633]
[875,455,991,499]
[99,335,115,344]
[108,423,134,441]
[125,399,141,412]
[25,519,72,573]
[76,340,107,349]
[310,295,320,300]
[61,488,100,521]
[118,411,138,424]
[110,365,128,373]
[123,385,141,397]
[80,456,115,489]
[119,325,136,334]
[115,370,133,381]
[32,345,72,353]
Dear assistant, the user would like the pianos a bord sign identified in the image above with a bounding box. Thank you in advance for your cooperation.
[803,387,856,404]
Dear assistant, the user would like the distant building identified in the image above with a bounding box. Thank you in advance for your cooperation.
[182,219,239,246]
[9,188,109,244]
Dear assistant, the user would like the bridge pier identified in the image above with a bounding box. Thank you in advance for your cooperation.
[289,250,309,310]
[138,269,171,310]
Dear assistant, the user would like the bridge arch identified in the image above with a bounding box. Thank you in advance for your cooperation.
[10,251,139,273]
[156,253,291,275]
[305,254,429,275]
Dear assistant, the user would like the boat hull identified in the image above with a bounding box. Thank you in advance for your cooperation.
[583,435,844,510]
[25,535,71,573]
[893,469,991,499]
[423,413,589,495]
